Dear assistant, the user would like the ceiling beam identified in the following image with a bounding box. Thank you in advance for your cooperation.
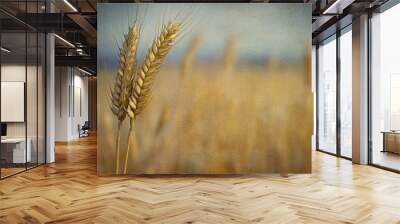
[312,15,335,33]
[12,13,82,32]
[67,13,97,46]
[322,0,356,14]
[55,55,96,72]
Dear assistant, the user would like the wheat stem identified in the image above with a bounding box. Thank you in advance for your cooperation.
[110,24,139,174]
[182,35,203,78]
[123,21,181,173]
[115,121,122,174]
[123,119,135,174]
[223,34,236,77]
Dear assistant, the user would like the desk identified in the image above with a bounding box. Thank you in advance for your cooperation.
[1,138,31,163]
[382,131,400,154]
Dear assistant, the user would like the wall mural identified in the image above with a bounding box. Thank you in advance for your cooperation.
[97,3,312,175]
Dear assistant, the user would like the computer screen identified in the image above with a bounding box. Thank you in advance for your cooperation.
[1,123,7,137]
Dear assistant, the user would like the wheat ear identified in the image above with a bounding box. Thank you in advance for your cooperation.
[182,34,203,78]
[110,24,139,174]
[123,21,181,174]
[223,34,236,77]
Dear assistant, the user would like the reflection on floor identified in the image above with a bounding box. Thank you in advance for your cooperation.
[0,167,25,178]
[0,163,42,179]
[373,150,400,171]
[0,135,400,223]
[340,147,352,158]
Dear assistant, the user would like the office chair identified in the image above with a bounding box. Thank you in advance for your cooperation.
[79,121,90,138]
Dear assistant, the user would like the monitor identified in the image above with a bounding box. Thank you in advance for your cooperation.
[1,123,7,137]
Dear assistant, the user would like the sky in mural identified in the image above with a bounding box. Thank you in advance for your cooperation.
[98,3,311,70]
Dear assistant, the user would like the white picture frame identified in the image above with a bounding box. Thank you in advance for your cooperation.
[1,81,25,122]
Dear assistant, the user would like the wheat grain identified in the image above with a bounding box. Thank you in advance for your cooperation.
[127,21,181,119]
[123,21,182,174]
[110,24,139,174]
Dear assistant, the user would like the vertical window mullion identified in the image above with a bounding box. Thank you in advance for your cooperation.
[0,20,2,179]
[336,29,341,157]
[367,11,373,165]
[36,0,39,167]
[316,44,320,151]
[25,0,28,171]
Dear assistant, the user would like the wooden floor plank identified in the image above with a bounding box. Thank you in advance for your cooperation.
[0,135,400,223]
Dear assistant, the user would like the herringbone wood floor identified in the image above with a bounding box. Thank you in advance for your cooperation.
[1,135,400,224]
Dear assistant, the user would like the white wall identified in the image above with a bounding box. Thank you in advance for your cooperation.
[1,65,27,140]
[71,73,89,138]
[55,67,89,141]
[1,63,46,164]
[1,65,39,137]
[1,64,26,81]
[55,67,69,141]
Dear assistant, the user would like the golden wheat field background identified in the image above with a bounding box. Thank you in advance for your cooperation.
[97,3,312,175]
[98,48,313,174]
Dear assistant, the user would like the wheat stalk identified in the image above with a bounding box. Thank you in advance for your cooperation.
[123,21,182,174]
[223,34,236,77]
[154,108,169,136]
[110,24,139,174]
[181,34,203,78]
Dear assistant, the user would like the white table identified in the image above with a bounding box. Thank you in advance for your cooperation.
[1,138,31,163]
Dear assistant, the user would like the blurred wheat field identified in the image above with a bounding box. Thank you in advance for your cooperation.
[97,3,312,175]
[98,54,312,174]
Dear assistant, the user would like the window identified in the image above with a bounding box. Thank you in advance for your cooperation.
[370,3,400,171]
[317,36,337,154]
[390,74,400,130]
[339,28,352,158]
[316,26,353,159]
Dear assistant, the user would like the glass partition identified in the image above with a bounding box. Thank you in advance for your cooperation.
[0,1,46,179]
[317,36,337,154]
[371,4,400,171]
[339,28,352,158]
[1,30,28,177]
